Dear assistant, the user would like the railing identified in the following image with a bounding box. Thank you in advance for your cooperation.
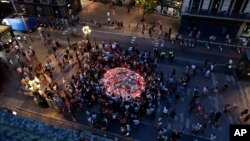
[0,106,136,141]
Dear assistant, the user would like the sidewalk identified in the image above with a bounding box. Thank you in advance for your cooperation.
[0,2,243,140]
[0,36,211,141]
[0,61,210,141]
[79,0,249,49]
[78,0,180,38]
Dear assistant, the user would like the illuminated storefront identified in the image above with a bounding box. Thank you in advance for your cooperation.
[13,0,82,18]
[0,25,14,60]
[242,24,250,38]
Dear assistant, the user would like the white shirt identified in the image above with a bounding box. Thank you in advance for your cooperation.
[191,65,196,70]
[210,65,214,70]
[16,54,20,59]
[9,59,13,65]
[203,87,208,93]
[15,45,20,50]
[163,107,168,114]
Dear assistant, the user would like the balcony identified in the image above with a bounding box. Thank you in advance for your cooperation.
[181,9,250,22]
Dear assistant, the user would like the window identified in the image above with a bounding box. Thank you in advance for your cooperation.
[40,0,48,4]
[48,0,57,4]
[33,0,41,3]
[58,0,66,5]
[233,0,244,13]
[242,25,250,37]
[24,0,33,2]
[210,0,222,13]
[229,0,245,13]
[191,0,202,12]
[241,0,249,13]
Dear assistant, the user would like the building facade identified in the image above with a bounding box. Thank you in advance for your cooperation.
[13,0,82,18]
[0,1,13,20]
[180,0,250,39]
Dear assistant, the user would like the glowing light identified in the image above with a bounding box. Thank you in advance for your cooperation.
[101,68,145,99]
[12,111,17,115]
[28,77,41,91]
[82,26,91,35]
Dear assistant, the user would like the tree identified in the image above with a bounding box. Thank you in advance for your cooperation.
[136,0,157,21]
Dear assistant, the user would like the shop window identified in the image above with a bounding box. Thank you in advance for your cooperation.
[40,0,49,4]
[48,0,57,4]
[19,4,25,11]
[33,0,41,3]
[242,25,250,37]
[24,0,33,2]
[58,0,66,5]
[36,5,43,15]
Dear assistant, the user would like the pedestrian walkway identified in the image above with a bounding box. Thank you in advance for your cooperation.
[78,0,179,38]
[154,63,250,141]
[2,5,248,140]
[79,0,249,50]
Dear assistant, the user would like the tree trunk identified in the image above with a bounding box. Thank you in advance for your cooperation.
[141,12,145,22]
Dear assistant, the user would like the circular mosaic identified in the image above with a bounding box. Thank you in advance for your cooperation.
[101,67,145,99]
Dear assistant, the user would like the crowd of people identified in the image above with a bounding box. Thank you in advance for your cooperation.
[11,36,164,137]
[5,33,196,140]
[1,20,248,141]
[3,33,244,141]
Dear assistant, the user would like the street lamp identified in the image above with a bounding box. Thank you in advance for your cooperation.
[82,26,91,41]
[82,26,92,51]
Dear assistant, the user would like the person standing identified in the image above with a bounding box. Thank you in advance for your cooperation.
[16,54,20,63]
[204,59,208,67]
[240,109,249,119]
[172,68,176,76]
[23,35,27,44]
[202,86,208,95]
[168,50,174,64]
[163,106,168,117]
[209,133,216,141]
[205,69,210,78]
[170,109,176,119]
[14,44,20,54]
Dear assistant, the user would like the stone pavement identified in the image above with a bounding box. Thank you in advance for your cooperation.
[0,37,211,141]
[78,0,248,49]
[0,4,247,140]
[78,0,180,38]
[0,32,249,141]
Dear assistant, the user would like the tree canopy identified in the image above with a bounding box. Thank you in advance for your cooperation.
[136,0,157,14]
